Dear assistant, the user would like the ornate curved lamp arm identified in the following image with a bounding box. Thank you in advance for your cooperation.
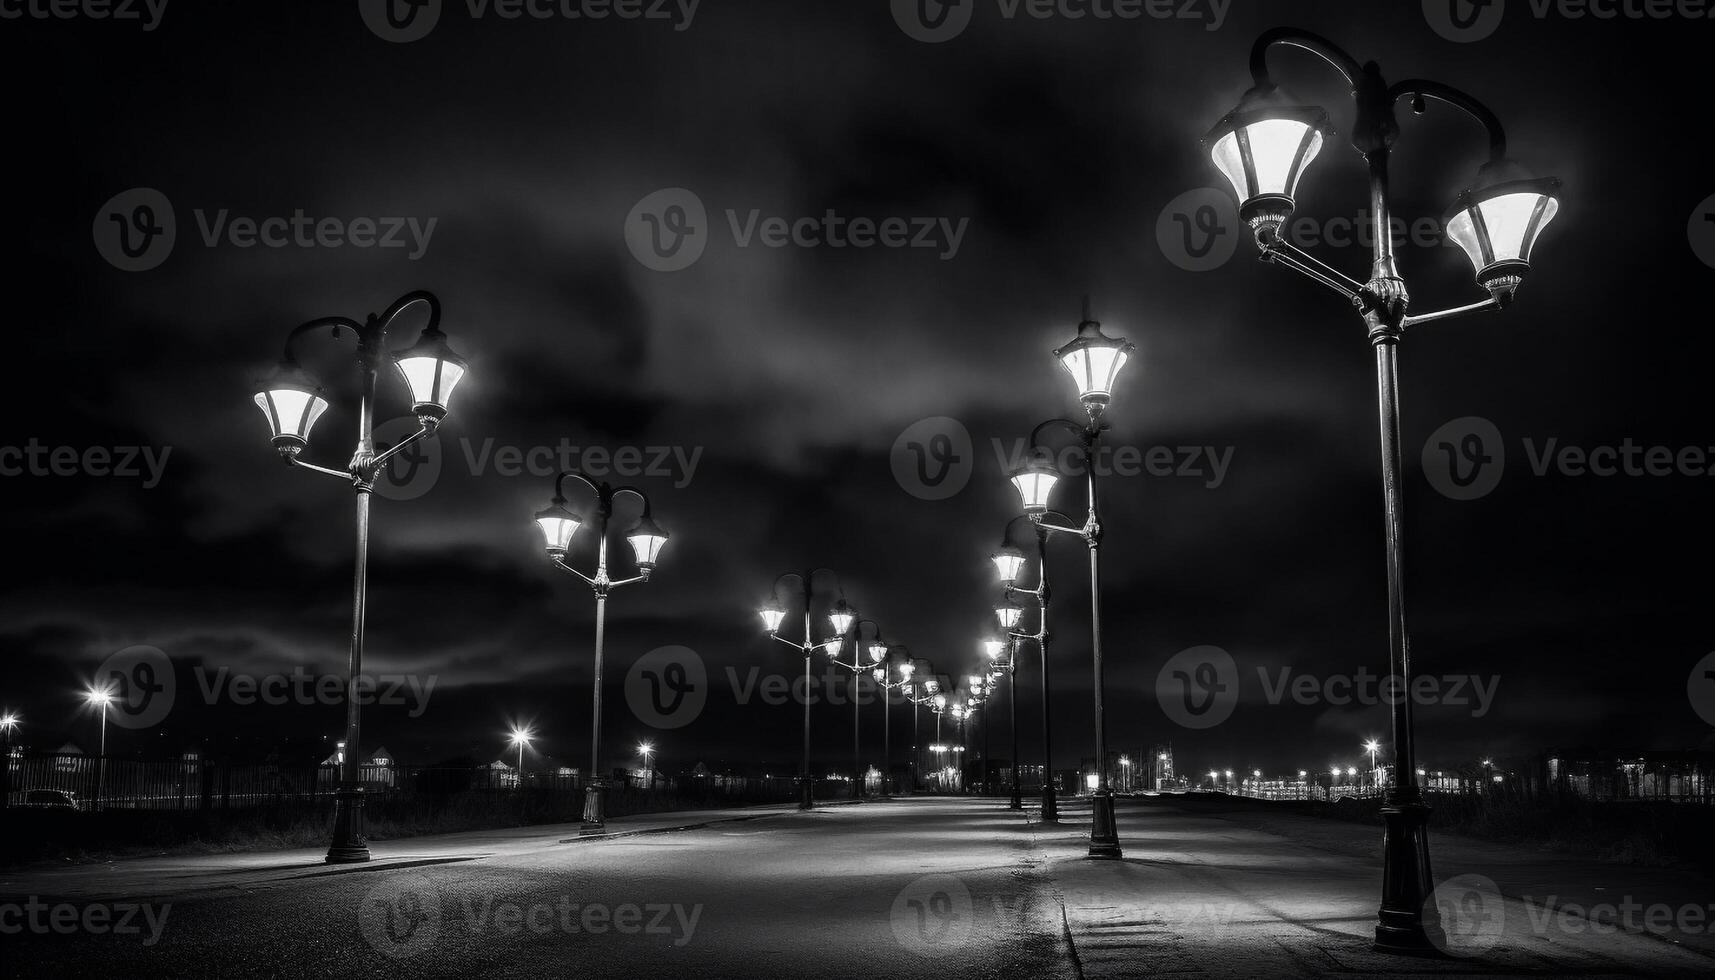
[376,290,442,342]
[1389,79,1507,162]
[1249,27,1363,90]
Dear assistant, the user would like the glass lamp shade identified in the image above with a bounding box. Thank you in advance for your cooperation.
[1444,175,1561,301]
[393,327,468,423]
[1205,103,1331,243]
[828,604,855,637]
[982,637,1006,659]
[994,602,1023,631]
[991,546,1026,584]
[759,603,786,633]
[868,642,888,663]
[924,679,939,694]
[1054,318,1136,411]
[534,499,582,558]
[625,514,669,570]
[898,662,915,680]
[253,362,330,453]
[933,694,947,710]
[871,667,885,683]
[1009,457,1061,516]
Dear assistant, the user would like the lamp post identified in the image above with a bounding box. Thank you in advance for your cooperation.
[252,290,468,864]
[759,570,849,810]
[992,515,1062,820]
[873,649,916,796]
[1204,28,1561,952]
[824,613,876,799]
[983,634,1024,810]
[1005,301,1135,858]
[967,675,995,796]
[0,711,15,810]
[903,672,939,792]
[509,727,532,787]
[83,688,113,810]
[640,742,656,791]
[534,472,668,834]
[1366,739,1383,797]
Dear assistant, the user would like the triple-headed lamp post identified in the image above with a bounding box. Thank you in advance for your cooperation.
[759,570,849,810]
[1204,28,1561,953]
[534,472,668,833]
[253,290,468,864]
[1005,303,1135,858]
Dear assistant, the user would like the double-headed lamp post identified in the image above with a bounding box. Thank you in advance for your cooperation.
[1005,301,1136,858]
[992,513,1066,820]
[253,290,469,864]
[826,614,882,798]
[982,634,1024,810]
[902,670,939,792]
[759,570,849,810]
[534,471,668,833]
[872,648,914,796]
[1204,28,1561,953]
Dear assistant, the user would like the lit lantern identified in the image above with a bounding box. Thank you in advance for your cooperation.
[1444,168,1561,302]
[868,641,888,663]
[393,325,468,423]
[1205,93,1332,243]
[1054,318,1136,413]
[991,545,1026,585]
[533,497,583,559]
[759,600,786,634]
[828,602,855,637]
[994,600,1022,631]
[625,513,669,570]
[982,637,1006,659]
[1009,454,1061,516]
[254,361,330,454]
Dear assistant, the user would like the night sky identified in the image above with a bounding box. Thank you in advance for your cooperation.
[2,0,1710,781]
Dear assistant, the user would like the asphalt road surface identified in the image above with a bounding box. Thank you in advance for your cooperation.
[4,796,1714,978]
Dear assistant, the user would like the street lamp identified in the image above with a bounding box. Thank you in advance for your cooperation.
[84,686,113,809]
[826,617,881,799]
[992,515,1063,821]
[871,648,914,797]
[1205,28,1561,953]
[535,471,668,834]
[253,290,468,864]
[1003,300,1136,859]
[639,742,656,791]
[509,727,533,787]
[758,569,849,810]
[1365,739,1382,796]
[902,669,938,793]
[0,711,15,807]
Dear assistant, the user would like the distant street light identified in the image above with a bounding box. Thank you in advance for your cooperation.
[639,742,656,791]
[1206,27,1561,954]
[536,471,668,834]
[509,727,533,786]
[1004,300,1136,859]
[1365,739,1382,796]
[758,570,850,810]
[826,617,881,799]
[84,686,114,810]
[902,670,939,792]
[253,290,468,864]
[992,516,1061,820]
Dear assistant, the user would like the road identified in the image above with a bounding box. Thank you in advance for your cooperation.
[3,796,1713,978]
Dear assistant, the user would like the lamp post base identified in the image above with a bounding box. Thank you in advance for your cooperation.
[325,786,370,864]
[1088,789,1122,858]
[798,781,814,811]
[579,783,607,835]
[1374,796,1443,954]
[1041,786,1058,823]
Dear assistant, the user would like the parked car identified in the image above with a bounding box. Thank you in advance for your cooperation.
[10,789,81,810]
